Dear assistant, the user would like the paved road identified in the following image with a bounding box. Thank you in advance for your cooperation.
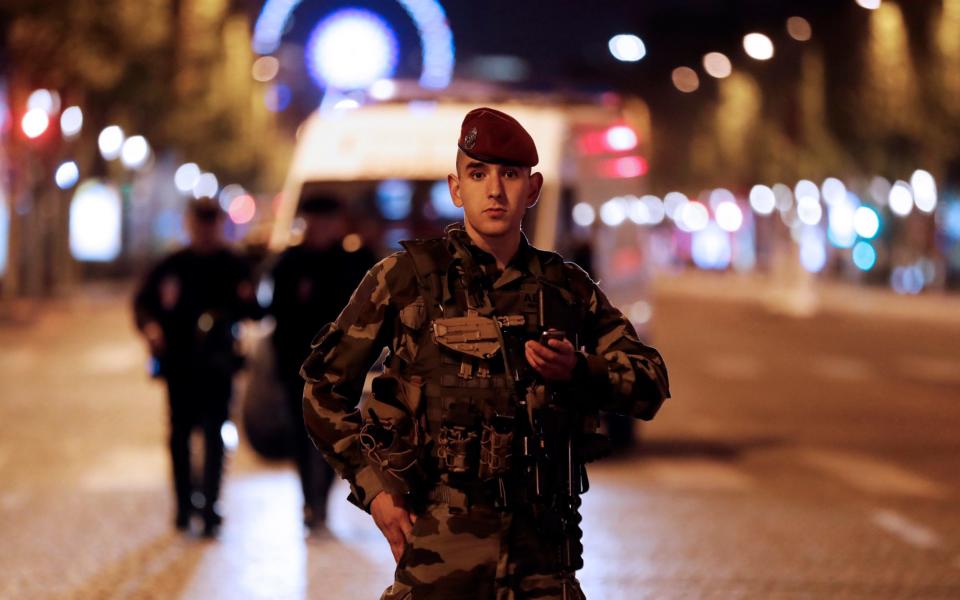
[1,281,958,599]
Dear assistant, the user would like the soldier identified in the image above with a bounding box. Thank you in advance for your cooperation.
[133,199,258,537]
[265,194,376,531]
[302,107,670,598]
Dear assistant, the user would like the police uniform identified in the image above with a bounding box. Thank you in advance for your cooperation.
[133,201,259,535]
[267,196,376,527]
[302,108,670,599]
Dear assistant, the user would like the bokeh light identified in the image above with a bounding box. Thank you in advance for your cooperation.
[193,172,219,199]
[70,180,122,262]
[21,108,49,139]
[794,179,820,203]
[600,197,627,226]
[98,125,125,160]
[821,177,847,206]
[910,169,937,213]
[692,223,732,270]
[27,89,59,114]
[797,196,823,226]
[852,241,877,271]
[641,195,665,225]
[787,16,812,41]
[856,0,882,10]
[664,192,689,220]
[703,52,732,79]
[800,227,827,273]
[677,201,709,232]
[60,106,83,138]
[55,161,79,190]
[175,163,201,194]
[572,202,596,227]
[228,194,257,225]
[608,34,646,62]
[605,125,638,151]
[120,135,151,169]
[306,9,399,90]
[715,201,744,232]
[888,181,914,217]
[854,205,881,239]
[430,180,462,219]
[749,185,776,215]
[627,195,649,225]
[252,56,280,82]
[743,33,774,60]
[672,67,700,92]
[369,78,397,101]
[377,179,413,220]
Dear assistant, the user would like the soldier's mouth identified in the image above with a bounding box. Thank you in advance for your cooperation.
[484,207,507,216]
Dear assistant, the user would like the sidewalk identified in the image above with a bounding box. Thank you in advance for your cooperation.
[652,269,960,326]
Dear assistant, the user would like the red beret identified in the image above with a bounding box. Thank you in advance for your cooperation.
[458,107,539,167]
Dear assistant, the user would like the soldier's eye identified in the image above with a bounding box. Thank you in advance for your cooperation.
[504,169,518,178]
[470,172,484,180]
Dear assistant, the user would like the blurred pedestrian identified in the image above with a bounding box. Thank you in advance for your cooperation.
[301,107,670,598]
[133,199,259,537]
[265,194,376,532]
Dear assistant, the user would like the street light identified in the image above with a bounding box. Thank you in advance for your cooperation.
[743,33,774,60]
[608,34,646,62]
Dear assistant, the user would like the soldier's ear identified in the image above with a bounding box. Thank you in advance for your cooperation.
[525,172,543,208]
[448,173,464,208]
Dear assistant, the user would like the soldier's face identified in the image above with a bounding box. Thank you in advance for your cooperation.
[448,154,543,239]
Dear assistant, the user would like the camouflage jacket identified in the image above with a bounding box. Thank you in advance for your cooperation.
[302,225,670,510]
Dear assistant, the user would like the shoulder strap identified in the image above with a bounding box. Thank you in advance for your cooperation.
[399,238,454,321]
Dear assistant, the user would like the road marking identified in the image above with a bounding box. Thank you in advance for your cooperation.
[796,448,949,499]
[870,509,941,549]
[899,356,960,385]
[702,354,763,380]
[809,355,873,381]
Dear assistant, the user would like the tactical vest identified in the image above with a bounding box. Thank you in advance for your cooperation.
[358,235,590,496]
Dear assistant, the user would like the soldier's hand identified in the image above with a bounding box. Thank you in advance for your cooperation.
[370,492,417,563]
[525,337,577,382]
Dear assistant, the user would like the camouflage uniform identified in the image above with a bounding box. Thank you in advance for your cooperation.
[302,224,669,599]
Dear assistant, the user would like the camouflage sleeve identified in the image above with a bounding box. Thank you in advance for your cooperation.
[569,265,670,420]
[300,254,400,510]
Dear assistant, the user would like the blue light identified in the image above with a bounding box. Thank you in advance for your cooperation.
[852,241,877,271]
[306,9,398,91]
[691,223,731,270]
[377,180,413,220]
[254,0,454,89]
[430,180,463,219]
[0,188,8,276]
[943,200,960,240]
[264,83,291,112]
[70,180,122,262]
[799,226,827,273]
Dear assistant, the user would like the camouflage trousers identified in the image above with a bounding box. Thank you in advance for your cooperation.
[381,501,585,600]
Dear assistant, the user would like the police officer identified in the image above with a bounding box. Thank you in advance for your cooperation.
[301,108,670,598]
[265,194,375,531]
[133,199,258,537]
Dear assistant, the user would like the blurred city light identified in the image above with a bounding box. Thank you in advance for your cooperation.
[691,223,732,270]
[715,201,744,233]
[600,197,628,226]
[264,83,292,112]
[856,0,882,10]
[749,185,776,215]
[598,156,648,178]
[672,67,700,93]
[677,201,709,232]
[120,135,151,170]
[868,176,892,205]
[828,199,858,248]
[891,265,924,294]
[703,52,732,79]
[306,8,399,91]
[227,194,257,225]
[852,241,878,271]
[219,184,246,211]
[333,98,361,110]
[854,205,881,239]
[943,201,960,240]
[708,188,736,211]
[910,169,937,213]
[641,195,665,225]
[27,89,59,115]
[221,421,240,451]
[98,125,125,161]
[55,161,79,190]
[175,163,201,194]
[627,195,649,225]
[342,233,363,253]
[430,180,462,218]
[572,202,596,227]
[797,196,823,226]
[628,300,652,326]
[664,192,688,220]
[21,108,49,139]
[605,125,638,151]
[821,177,847,206]
[193,173,219,199]
[376,179,413,220]
[60,106,83,138]
[70,180,122,262]
[787,16,812,41]
[888,181,914,216]
[608,34,646,62]
[772,183,794,212]
[743,33,775,60]
[794,179,820,203]
[251,56,280,82]
[369,78,397,100]
[799,227,827,273]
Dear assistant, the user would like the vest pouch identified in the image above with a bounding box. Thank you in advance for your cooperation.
[478,416,514,480]
[436,425,478,474]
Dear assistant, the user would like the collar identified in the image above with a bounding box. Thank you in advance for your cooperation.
[444,223,534,288]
